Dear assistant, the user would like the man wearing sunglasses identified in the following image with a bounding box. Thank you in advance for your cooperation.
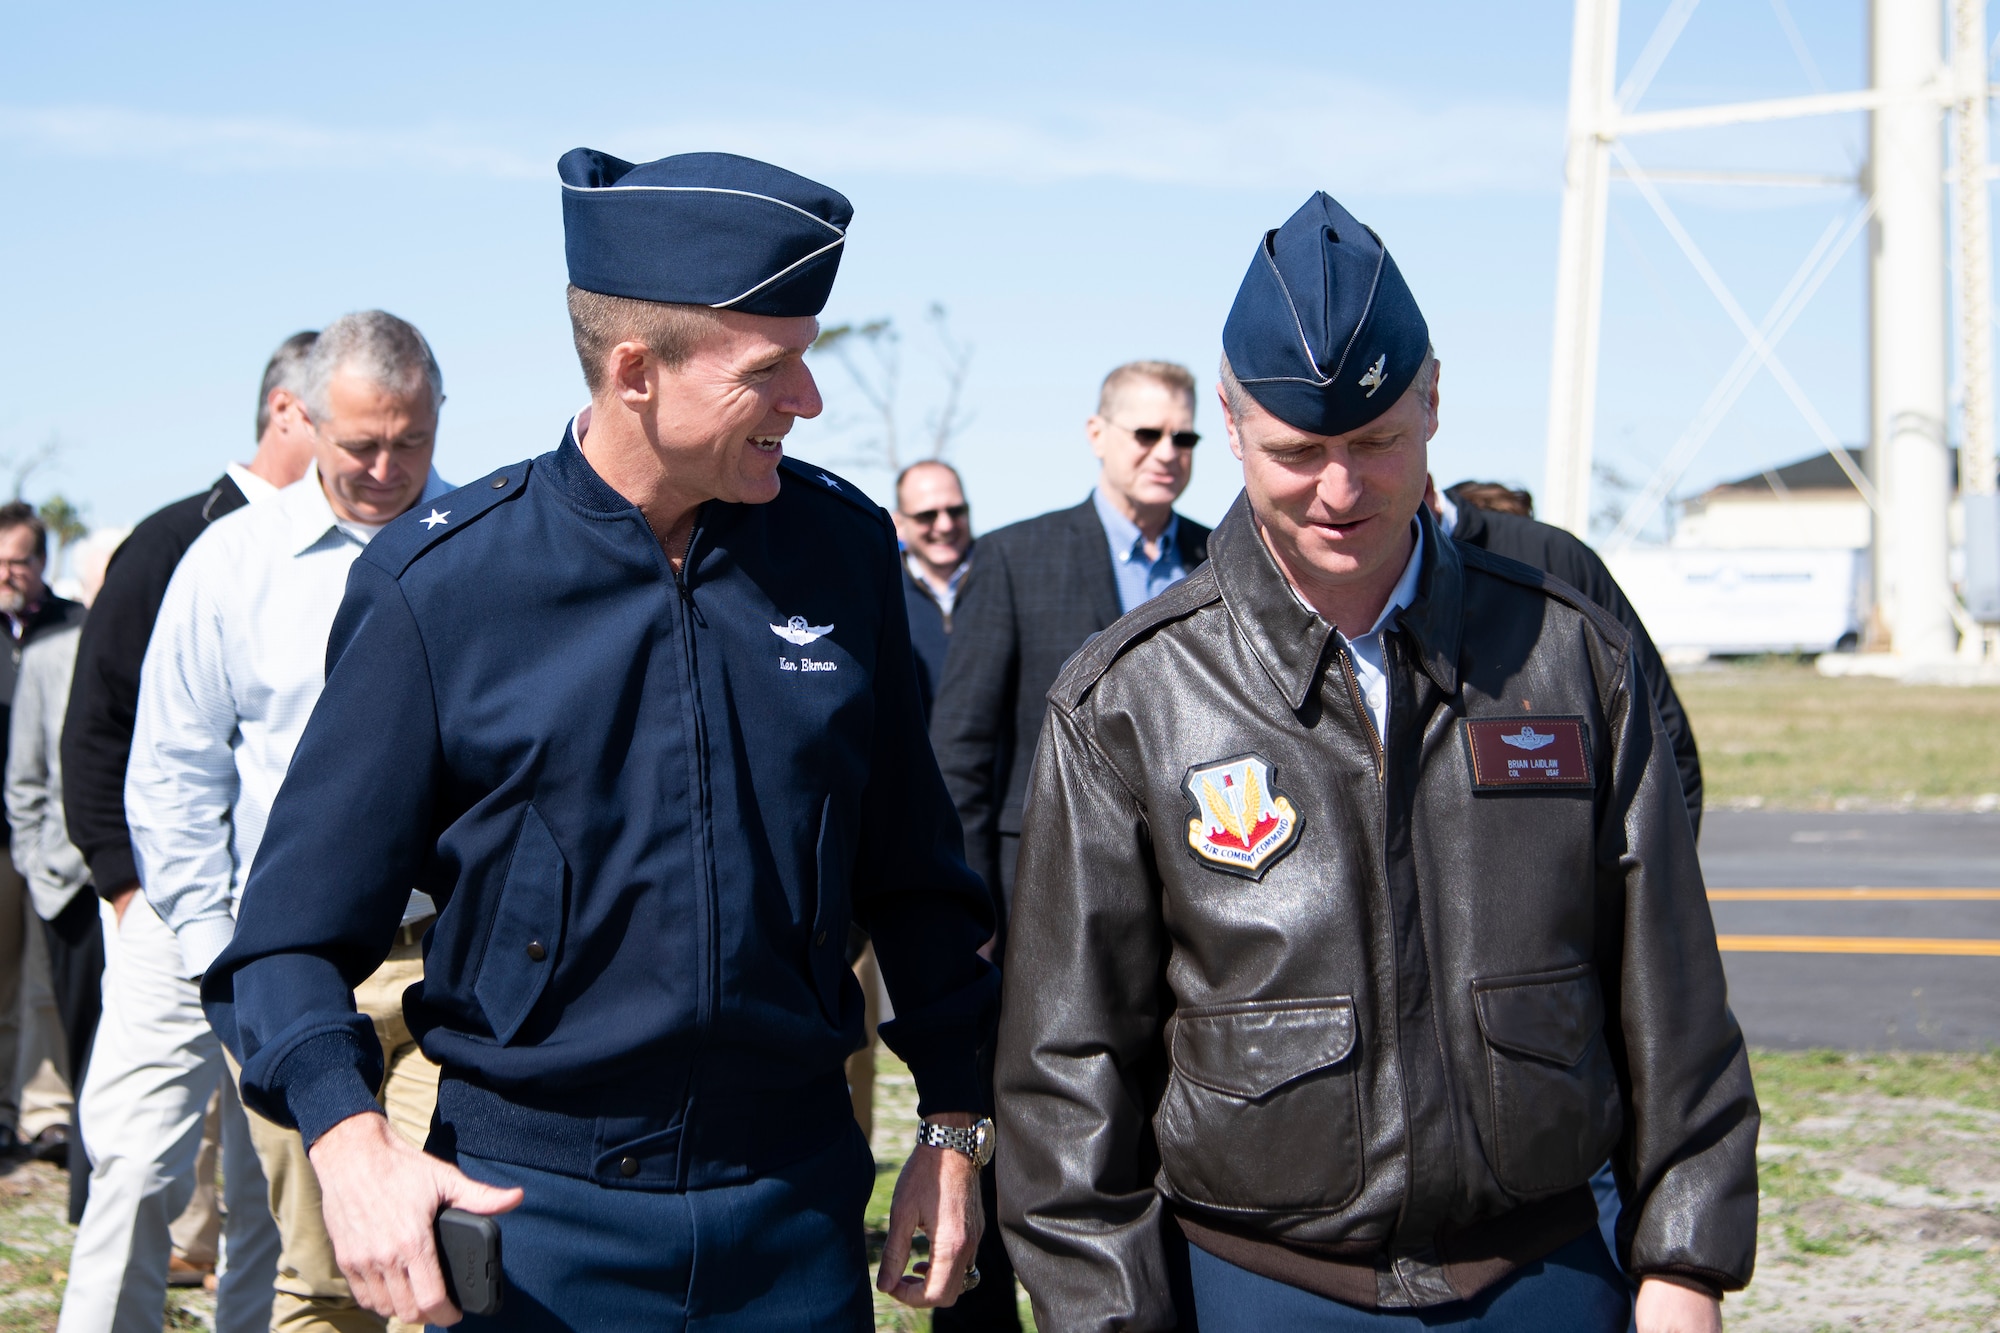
[893,461,976,720]
[927,360,1209,1330]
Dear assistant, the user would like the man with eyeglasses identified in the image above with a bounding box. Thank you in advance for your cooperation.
[928,359,1209,1332]
[894,460,975,720]
[0,503,83,1174]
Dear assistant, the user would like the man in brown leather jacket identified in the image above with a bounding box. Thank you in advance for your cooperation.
[994,193,1757,1332]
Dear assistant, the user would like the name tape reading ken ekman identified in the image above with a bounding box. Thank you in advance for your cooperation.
[1461,718,1593,790]
[1183,753,1302,880]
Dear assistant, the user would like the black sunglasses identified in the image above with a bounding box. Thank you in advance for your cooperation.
[1108,419,1200,449]
[904,504,970,526]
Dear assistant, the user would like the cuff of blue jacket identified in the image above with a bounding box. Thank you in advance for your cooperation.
[273,1030,386,1147]
[904,1051,987,1119]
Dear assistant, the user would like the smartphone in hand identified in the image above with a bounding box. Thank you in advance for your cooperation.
[435,1208,504,1317]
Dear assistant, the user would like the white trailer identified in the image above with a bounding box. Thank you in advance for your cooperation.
[1603,548,1866,657]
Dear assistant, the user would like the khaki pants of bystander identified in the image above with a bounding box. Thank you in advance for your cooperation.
[231,929,439,1333]
[843,943,882,1142]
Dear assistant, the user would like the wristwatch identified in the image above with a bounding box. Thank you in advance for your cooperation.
[915,1117,996,1168]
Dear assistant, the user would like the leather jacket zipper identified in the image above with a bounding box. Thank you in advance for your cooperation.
[1338,644,1386,780]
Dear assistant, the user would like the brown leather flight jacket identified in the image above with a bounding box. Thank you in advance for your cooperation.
[994,498,1757,1330]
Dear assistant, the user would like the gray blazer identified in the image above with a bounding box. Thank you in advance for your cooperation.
[9,625,87,920]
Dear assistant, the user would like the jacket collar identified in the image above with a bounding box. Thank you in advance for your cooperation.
[1211,495,1461,711]
[549,413,648,516]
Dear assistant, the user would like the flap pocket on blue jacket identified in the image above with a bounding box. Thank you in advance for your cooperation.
[1170,997,1356,1100]
[474,806,568,1046]
[1473,963,1602,1067]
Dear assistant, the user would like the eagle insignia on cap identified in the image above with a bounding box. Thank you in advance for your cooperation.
[1358,354,1388,398]
[1183,754,1300,880]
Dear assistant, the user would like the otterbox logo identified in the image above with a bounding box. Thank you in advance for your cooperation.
[1182,753,1301,880]
[1464,717,1592,789]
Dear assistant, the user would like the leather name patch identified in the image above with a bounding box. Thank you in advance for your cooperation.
[1463,717,1593,789]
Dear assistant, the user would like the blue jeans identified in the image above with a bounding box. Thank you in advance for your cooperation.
[441,1121,875,1332]
[1188,1230,1633,1331]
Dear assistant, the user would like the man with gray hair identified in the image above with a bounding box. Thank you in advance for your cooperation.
[55,329,316,1329]
[60,311,450,1333]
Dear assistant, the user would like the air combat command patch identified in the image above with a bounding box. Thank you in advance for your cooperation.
[1183,753,1301,879]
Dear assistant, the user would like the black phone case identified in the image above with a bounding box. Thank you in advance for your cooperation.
[435,1208,504,1317]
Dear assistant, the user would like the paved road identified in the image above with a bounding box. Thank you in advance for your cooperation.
[1700,811,2000,1050]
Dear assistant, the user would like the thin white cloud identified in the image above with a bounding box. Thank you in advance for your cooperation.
[0,84,1563,195]
[0,105,544,179]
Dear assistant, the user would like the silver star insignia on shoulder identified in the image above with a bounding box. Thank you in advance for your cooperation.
[421,509,450,530]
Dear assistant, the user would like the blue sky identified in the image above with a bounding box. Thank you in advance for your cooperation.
[0,1,1962,547]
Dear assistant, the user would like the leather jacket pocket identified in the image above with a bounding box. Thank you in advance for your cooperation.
[1155,997,1363,1213]
[1472,964,1622,1197]
[473,806,568,1045]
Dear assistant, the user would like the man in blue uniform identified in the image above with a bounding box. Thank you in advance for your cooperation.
[203,149,999,1330]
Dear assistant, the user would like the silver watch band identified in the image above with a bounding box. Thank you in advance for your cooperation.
[915,1122,977,1155]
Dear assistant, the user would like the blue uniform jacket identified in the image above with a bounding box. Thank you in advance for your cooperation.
[203,427,998,1191]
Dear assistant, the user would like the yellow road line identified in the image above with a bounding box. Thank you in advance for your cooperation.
[1709,888,2000,901]
[1717,935,2000,956]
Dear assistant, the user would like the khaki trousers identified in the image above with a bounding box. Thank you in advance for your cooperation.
[234,934,438,1333]
[843,944,882,1142]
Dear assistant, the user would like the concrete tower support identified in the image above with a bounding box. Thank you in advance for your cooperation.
[1544,0,1620,536]
[1869,0,1957,658]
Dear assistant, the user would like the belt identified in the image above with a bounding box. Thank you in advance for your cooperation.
[395,915,437,949]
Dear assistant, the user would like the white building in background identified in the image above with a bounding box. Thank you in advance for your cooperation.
[1603,449,1953,658]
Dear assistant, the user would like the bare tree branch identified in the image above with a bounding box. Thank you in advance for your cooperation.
[922,303,975,459]
[812,320,901,473]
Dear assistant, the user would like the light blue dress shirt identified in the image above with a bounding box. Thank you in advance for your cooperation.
[1093,486,1189,614]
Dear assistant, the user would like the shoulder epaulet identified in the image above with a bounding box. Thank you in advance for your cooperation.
[778,457,885,524]
[365,461,534,578]
[1049,564,1222,713]
[1457,543,1632,655]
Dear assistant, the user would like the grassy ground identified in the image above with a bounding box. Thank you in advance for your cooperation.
[1673,659,2000,810]
[1,1053,1991,1329]
[1735,1051,2000,1331]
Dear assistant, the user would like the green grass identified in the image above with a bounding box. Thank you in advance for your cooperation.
[1750,1048,2000,1113]
[1672,659,2000,808]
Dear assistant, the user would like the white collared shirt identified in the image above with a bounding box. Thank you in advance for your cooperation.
[1341,522,1426,740]
[226,461,281,505]
[1277,521,1425,741]
[129,463,451,978]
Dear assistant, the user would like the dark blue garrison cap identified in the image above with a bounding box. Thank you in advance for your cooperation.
[558,148,853,317]
[1222,192,1430,437]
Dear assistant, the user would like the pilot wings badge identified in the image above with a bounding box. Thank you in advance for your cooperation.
[1500,726,1556,751]
[1182,754,1301,880]
[1358,353,1388,398]
[770,615,833,646]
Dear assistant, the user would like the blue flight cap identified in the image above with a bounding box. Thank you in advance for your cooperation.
[1221,192,1430,437]
[558,149,853,316]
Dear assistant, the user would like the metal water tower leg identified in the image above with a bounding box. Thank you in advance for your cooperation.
[1544,0,1620,537]
[1952,0,2000,657]
[1870,0,1957,658]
